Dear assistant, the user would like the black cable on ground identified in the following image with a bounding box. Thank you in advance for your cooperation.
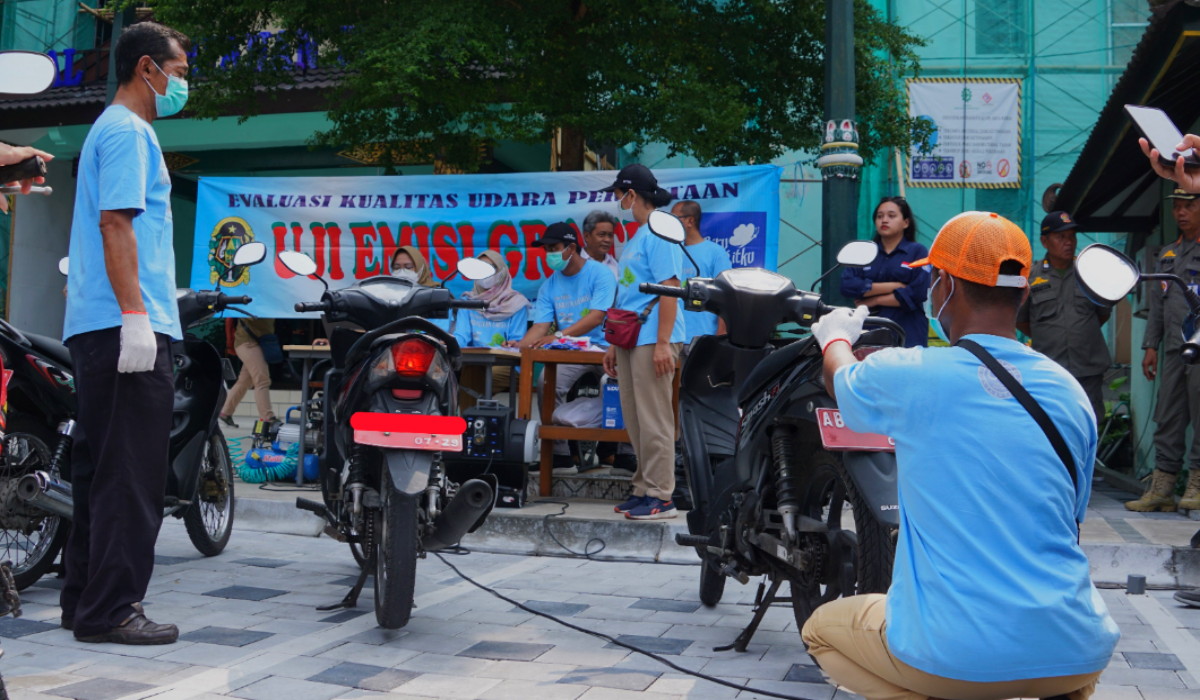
[433,551,819,700]
[535,499,607,559]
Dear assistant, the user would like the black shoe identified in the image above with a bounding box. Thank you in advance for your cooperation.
[75,603,178,645]
[612,453,637,474]
[1175,589,1200,608]
[61,616,73,631]
[219,414,238,428]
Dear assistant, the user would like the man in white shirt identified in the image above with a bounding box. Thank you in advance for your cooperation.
[579,210,620,278]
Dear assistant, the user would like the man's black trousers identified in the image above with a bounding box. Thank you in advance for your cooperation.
[60,328,173,637]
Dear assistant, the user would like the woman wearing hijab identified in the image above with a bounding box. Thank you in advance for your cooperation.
[454,250,529,404]
[391,245,436,287]
[453,250,530,348]
[599,164,684,520]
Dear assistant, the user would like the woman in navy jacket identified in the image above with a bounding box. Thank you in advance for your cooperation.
[840,196,930,347]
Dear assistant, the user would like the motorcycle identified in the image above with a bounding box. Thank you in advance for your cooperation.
[1,242,268,589]
[280,252,498,629]
[1075,242,1200,549]
[641,211,904,651]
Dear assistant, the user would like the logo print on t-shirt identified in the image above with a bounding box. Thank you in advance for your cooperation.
[978,361,1021,400]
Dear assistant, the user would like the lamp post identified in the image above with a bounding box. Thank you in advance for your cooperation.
[817,0,862,304]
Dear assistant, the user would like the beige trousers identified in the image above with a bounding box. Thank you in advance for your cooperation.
[801,595,1101,700]
[615,343,680,501]
[221,341,275,422]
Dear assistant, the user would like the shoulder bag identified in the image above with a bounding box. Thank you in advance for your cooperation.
[239,320,285,365]
[955,338,1081,536]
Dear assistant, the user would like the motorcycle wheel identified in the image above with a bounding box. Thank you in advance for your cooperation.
[374,470,417,629]
[183,431,235,556]
[0,416,68,590]
[789,451,895,631]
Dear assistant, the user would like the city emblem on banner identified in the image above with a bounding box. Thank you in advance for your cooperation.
[209,217,255,287]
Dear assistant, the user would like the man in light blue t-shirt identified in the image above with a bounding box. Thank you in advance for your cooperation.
[516,223,616,471]
[60,22,190,646]
[671,200,731,343]
[802,212,1118,700]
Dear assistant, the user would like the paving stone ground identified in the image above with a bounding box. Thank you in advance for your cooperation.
[2,517,1198,699]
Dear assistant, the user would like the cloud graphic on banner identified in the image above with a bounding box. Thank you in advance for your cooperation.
[730,223,758,247]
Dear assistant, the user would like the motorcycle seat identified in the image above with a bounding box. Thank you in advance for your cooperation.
[24,332,72,368]
[735,337,814,406]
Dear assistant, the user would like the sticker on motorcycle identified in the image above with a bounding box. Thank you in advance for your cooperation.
[814,408,895,452]
[350,412,467,452]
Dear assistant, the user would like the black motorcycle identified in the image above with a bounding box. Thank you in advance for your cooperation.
[1,242,268,589]
[641,211,903,650]
[1075,243,1200,549]
[280,252,498,629]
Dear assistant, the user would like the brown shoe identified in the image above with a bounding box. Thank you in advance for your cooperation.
[75,603,178,645]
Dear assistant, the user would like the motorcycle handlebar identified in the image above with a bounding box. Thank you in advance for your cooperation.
[0,156,47,184]
[295,301,328,313]
[453,299,488,310]
[639,283,686,298]
[221,294,252,307]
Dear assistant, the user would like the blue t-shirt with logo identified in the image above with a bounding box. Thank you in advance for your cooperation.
[65,105,182,342]
[682,239,733,341]
[832,335,1118,681]
[453,306,528,348]
[614,228,685,347]
[533,259,616,347]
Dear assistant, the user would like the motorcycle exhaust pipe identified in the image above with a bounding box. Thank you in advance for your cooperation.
[422,479,493,552]
[15,470,74,520]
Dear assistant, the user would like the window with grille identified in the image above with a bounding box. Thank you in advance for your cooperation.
[976,0,1028,55]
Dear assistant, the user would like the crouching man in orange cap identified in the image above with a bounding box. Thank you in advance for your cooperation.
[801,211,1119,700]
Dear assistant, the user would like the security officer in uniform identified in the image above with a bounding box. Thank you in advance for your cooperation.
[1016,210,1110,423]
[1126,188,1200,512]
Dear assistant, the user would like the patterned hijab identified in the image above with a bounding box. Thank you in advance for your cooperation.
[464,250,530,320]
[392,245,435,287]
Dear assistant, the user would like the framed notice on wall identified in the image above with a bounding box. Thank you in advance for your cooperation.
[907,78,1022,189]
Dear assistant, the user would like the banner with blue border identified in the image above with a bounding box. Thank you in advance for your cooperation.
[190,165,781,318]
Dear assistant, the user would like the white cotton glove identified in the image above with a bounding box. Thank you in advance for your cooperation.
[811,306,868,353]
[118,312,157,373]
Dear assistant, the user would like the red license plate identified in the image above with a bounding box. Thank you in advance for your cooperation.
[350,412,467,452]
[815,408,895,452]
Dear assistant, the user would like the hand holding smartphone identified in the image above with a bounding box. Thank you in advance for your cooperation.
[1125,104,1200,169]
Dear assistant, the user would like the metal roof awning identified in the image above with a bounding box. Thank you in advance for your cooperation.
[1054,0,1200,233]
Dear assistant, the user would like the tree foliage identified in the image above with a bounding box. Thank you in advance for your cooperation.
[151,0,926,171]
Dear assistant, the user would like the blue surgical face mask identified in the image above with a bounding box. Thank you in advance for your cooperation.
[923,274,955,344]
[546,250,569,272]
[144,60,189,118]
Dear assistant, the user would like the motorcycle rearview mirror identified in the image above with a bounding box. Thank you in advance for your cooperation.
[646,210,686,244]
[646,209,701,277]
[811,240,880,291]
[1075,244,1140,304]
[0,51,57,94]
[836,240,878,267]
[278,250,329,292]
[232,241,267,267]
[457,257,496,281]
[58,256,69,276]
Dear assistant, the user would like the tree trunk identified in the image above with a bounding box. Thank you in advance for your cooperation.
[557,126,586,171]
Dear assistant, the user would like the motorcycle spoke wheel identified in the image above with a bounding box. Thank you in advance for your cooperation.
[0,418,67,590]
[373,472,417,629]
[183,431,235,556]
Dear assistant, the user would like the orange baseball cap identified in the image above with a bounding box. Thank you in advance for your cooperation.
[906,211,1032,288]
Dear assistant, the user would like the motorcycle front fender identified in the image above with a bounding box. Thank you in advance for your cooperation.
[382,449,432,495]
[842,451,900,528]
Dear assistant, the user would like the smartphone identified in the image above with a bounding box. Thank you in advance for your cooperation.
[1125,104,1200,168]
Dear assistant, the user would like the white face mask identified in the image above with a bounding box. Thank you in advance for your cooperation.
[478,271,503,290]
[614,191,631,218]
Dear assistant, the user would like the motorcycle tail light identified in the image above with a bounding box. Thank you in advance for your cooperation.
[392,339,437,377]
[391,388,422,400]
